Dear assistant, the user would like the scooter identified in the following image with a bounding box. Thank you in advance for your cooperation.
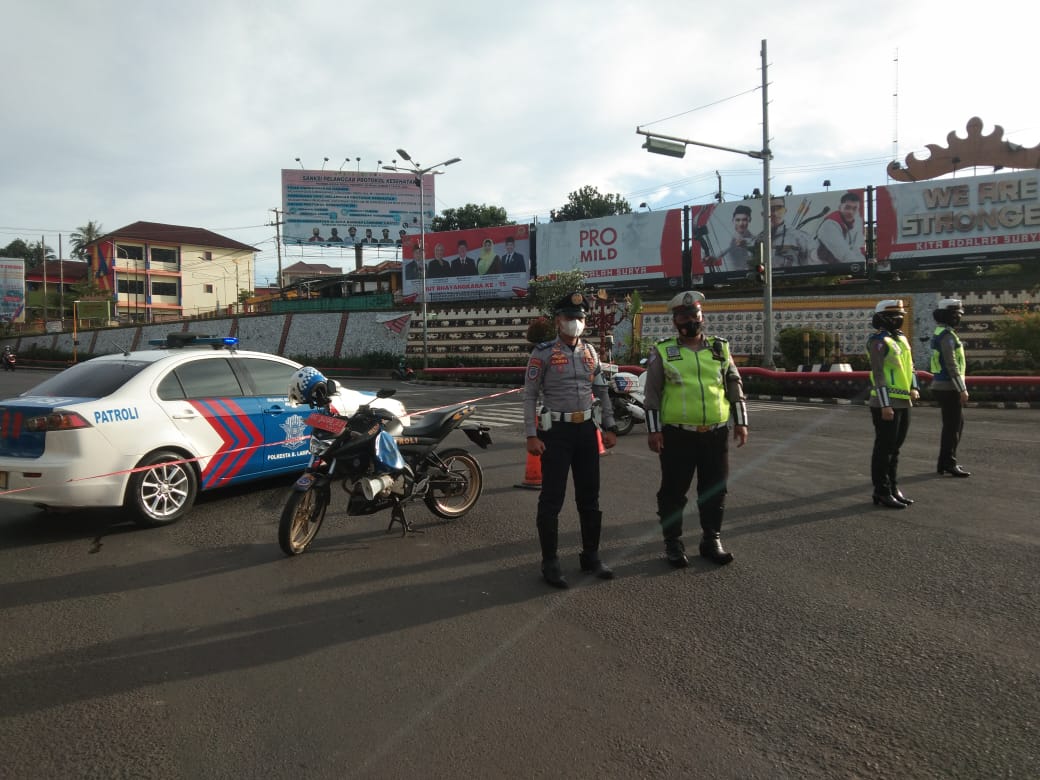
[392,357,415,381]
[1,347,14,372]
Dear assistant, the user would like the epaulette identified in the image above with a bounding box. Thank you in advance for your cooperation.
[656,336,675,344]
[537,340,555,349]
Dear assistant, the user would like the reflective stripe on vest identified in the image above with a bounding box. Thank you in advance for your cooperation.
[656,337,730,426]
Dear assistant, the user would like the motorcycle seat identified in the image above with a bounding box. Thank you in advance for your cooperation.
[400,404,473,438]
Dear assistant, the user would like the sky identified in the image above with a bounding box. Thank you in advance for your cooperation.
[2,0,1037,289]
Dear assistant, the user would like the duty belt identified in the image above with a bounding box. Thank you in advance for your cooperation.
[549,409,594,423]
[668,422,727,433]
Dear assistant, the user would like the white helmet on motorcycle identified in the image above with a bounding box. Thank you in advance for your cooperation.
[289,366,333,407]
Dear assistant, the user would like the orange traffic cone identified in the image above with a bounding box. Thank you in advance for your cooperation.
[514,451,542,490]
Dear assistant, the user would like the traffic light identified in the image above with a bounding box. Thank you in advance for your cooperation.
[755,262,766,284]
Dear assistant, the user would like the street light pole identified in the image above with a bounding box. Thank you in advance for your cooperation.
[382,151,461,370]
[635,38,775,367]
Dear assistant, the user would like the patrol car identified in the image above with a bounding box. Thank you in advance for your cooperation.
[0,334,405,526]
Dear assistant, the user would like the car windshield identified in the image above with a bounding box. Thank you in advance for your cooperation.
[23,360,151,399]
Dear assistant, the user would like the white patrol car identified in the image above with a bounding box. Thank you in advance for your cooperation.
[0,334,407,526]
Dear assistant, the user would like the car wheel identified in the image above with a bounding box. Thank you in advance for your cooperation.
[126,450,199,527]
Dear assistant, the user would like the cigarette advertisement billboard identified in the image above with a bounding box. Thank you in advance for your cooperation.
[534,210,684,290]
[876,170,1040,268]
[400,224,531,303]
[281,169,434,246]
[0,258,26,324]
[689,189,868,283]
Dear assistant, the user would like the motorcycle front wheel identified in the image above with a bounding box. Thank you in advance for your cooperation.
[424,448,483,519]
[278,483,330,556]
[612,399,635,436]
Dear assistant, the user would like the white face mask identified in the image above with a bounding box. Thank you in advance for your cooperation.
[559,319,585,338]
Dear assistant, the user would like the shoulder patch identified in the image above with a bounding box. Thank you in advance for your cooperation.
[527,357,543,381]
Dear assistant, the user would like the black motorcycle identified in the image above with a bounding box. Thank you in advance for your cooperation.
[1,347,14,372]
[278,390,492,555]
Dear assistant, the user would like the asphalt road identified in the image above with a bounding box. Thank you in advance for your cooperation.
[1,372,1038,779]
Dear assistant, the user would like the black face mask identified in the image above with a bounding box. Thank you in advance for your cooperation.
[948,313,962,327]
[676,320,702,337]
[884,315,904,332]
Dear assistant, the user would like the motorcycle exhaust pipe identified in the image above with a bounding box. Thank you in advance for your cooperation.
[625,402,646,422]
[361,474,395,501]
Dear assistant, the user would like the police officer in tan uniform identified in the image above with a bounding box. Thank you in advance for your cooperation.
[523,292,617,588]
[643,291,748,567]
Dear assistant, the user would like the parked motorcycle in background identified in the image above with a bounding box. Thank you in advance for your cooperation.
[603,361,646,436]
[1,346,14,372]
[278,367,491,556]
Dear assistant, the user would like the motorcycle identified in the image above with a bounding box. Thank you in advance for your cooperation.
[603,362,646,436]
[1,347,14,372]
[278,389,492,556]
[392,358,415,381]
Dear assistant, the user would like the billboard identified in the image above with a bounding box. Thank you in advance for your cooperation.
[0,258,26,324]
[535,210,684,289]
[689,189,868,283]
[401,225,531,303]
[876,170,1040,268]
[281,169,434,246]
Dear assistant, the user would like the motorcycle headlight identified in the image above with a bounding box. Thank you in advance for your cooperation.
[309,437,333,455]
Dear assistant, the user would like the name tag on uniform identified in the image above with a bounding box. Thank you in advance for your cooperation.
[665,345,683,361]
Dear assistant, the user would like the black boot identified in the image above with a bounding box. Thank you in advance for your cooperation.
[891,488,914,505]
[938,465,971,477]
[541,558,568,589]
[872,492,906,509]
[699,532,734,565]
[579,551,614,579]
[664,538,689,568]
[577,510,611,579]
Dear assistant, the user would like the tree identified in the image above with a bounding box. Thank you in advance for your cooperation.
[992,311,1040,366]
[550,185,633,222]
[431,204,513,232]
[2,239,55,269]
[70,220,104,260]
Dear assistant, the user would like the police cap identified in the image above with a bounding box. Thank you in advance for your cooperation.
[874,299,906,315]
[666,290,705,316]
[554,291,589,316]
[937,297,963,313]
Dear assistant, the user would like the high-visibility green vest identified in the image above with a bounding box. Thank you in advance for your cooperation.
[656,337,731,425]
[930,326,966,379]
[867,333,914,401]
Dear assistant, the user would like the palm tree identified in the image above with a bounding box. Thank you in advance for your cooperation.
[70,220,104,260]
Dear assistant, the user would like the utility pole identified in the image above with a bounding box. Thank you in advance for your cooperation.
[270,208,284,289]
[59,234,65,327]
[760,39,775,368]
[41,234,47,329]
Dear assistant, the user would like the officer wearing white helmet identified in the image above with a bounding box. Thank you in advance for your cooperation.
[930,297,971,477]
[866,299,921,509]
[643,290,748,567]
[523,291,617,588]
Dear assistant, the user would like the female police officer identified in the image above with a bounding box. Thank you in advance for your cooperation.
[867,299,920,508]
[930,298,971,477]
[643,291,748,567]
[523,292,617,588]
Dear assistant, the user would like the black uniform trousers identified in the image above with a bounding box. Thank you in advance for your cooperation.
[933,389,964,469]
[870,406,910,494]
[536,419,601,561]
[656,425,729,540]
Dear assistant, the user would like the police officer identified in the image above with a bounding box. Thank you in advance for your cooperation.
[643,291,748,567]
[523,291,617,588]
[930,297,971,477]
[867,299,920,508]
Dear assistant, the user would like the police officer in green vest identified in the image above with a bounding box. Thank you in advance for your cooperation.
[930,297,971,477]
[643,291,748,567]
[523,291,618,588]
[867,299,921,508]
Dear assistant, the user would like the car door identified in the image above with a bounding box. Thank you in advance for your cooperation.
[155,356,267,490]
[232,357,312,477]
